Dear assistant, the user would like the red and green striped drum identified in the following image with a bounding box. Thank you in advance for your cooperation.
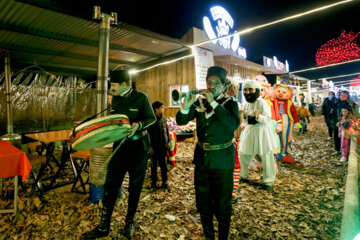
[70,114,131,151]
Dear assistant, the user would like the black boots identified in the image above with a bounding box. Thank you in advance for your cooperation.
[80,205,112,239]
[81,190,117,240]
[124,222,135,239]
[124,217,136,239]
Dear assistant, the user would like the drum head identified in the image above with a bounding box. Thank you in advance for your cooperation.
[72,124,130,151]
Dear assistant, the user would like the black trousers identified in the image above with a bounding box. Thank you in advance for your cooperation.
[103,138,149,223]
[194,166,233,239]
[334,126,341,152]
[151,148,168,185]
[325,119,334,138]
[327,124,333,137]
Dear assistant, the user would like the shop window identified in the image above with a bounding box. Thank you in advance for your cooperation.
[169,85,189,106]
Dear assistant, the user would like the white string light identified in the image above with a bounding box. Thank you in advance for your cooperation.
[290,58,360,74]
[193,0,353,47]
[333,79,360,85]
[129,52,194,74]
[316,71,360,80]
[130,0,353,75]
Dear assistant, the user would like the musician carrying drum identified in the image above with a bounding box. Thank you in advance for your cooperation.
[82,70,156,240]
[175,66,240,240]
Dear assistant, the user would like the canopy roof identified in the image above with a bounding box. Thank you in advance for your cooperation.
[0,0,191,77]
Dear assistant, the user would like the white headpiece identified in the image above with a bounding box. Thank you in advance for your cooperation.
[243,80,261,90]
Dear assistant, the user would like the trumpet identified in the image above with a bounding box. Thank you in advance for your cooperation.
[171,89,208,102]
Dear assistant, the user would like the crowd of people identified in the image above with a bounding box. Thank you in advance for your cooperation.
[80,66,358,240]
[322,90,357,162]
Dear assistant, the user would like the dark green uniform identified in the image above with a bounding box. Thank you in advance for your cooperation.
[176,96,239,239]
[105,89,156,225]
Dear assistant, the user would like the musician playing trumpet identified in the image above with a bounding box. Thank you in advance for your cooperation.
[176,66,239,240]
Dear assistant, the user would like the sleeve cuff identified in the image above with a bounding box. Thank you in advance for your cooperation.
[180,108,190,114]
[210,100,219,109]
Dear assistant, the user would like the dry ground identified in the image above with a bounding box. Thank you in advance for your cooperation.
[0,116,347,239]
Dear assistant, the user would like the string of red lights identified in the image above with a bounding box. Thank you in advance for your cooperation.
[316,31,360,66]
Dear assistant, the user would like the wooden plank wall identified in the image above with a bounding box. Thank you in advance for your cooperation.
[214,60,262,80]
[164,107,180,118]
[134,57,196,107]
[133,56,262,109]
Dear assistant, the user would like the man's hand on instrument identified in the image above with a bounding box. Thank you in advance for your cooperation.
[183,92,196,110]
[202,90,214,104]
[127,122,140,138]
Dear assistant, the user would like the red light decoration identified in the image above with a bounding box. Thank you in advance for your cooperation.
[316,31,360,66]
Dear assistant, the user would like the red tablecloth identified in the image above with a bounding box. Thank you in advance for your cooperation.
[0,141,32,182]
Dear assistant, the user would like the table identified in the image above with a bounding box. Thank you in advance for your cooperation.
[0,141,32,214]
[25,130,77,190]
[175,132,196,143]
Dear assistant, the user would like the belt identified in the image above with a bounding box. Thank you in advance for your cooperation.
[129,130,147,141]
[197,140,233,151]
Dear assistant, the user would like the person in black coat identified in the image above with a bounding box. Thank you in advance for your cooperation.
[332,90,355,155]
[176,66,240,240]
[322,91,336,139]
[82,70,156,240]
[148,101,170,189]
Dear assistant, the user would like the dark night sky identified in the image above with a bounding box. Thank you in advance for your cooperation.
[23,0,360,81]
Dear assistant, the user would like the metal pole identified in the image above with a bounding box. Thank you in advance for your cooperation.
[96,14,114,117]
[14,176,18,215]
[4,52,13,134]
[307,80,312,104]
[0,53,21,147]
[94,6,117,117]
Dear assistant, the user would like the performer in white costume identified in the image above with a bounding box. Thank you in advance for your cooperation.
[239,80,277,192]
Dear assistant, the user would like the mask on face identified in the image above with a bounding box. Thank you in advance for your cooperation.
[340,94,348,101]
[244,89,260,103]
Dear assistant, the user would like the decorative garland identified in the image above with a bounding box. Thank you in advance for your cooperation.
[316,31,360,66]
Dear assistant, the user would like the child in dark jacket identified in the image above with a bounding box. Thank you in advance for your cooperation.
[148,101,171,189]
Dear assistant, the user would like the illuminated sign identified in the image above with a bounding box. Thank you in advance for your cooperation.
[203,6,247,59]
[263,56,289,72]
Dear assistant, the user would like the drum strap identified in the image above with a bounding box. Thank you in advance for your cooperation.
[103,136,127,166]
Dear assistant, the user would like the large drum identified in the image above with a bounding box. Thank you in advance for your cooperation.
[70,114,131,151]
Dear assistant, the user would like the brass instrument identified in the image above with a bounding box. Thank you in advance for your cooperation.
[171,89,208,102]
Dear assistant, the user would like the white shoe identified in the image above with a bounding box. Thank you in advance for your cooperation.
[340,157,347,162]
[327,137,332,140]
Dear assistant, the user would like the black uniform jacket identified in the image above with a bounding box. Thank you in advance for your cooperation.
[111,89,156,146]
[176,96,240,169]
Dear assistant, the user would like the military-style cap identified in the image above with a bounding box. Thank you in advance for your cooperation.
[206,66,227,84]
[109,70,131,83]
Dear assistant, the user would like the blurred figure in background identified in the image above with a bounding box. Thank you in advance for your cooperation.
[322,91,336,140]
[297,103,311,134]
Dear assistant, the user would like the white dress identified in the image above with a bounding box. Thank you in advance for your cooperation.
[239,98,279,156]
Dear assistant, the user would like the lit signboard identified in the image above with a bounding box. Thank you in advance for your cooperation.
[203,6,247,59]
[263,56,289,72]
